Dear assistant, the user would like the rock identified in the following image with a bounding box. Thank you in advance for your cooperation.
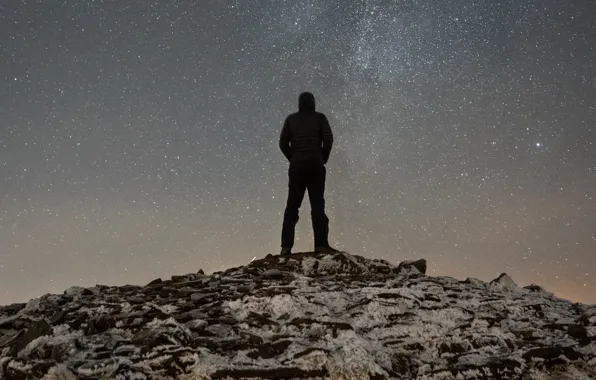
[462,277,486,287]
[198,269,205,275]
[246,312,278,327]
[15,319,51,353]
[237,285,253,293]
[439,340,471,354]
[171,274,189,282]
[0,330,22,349]
[128,295,147,304]
[262,268,283,279]
[524,284,546,292]
[85,286,101,295]
[51,342,75,362]
[75,359,119,378]
[578,306,596,326]
[113,345,137,357]
[186,319,208,331]
[293,347,330,359]
[394,259,427,275]
[211,367,327,379]
[523,346,582,361]
[490,273,518,290]
[64,286,93,297]
[131,329,164,347]
[174,308,206,323]
[567,324,588,341]
[244,332,264,345]
[87,315,115,334]
[146,278,163,286]
[69,312,88,329]
[50,310,66,325]
[220,314,237,325]
[205,323,235,338]
[247,339,292,359]
[190,292,214,303]
[0,303,26,314]
[0,314,20,329]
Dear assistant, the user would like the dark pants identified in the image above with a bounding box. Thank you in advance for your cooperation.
[281,162,330,250]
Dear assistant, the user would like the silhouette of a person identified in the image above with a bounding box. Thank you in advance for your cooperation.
[279,92,340,255]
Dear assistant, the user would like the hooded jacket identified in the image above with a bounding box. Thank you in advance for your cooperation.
[279,92,334,165]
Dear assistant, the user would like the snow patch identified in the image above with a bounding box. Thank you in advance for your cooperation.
[325,330,388,380]
[42,364,78,380]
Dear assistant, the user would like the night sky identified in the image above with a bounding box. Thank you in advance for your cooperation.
[1,1,595,305]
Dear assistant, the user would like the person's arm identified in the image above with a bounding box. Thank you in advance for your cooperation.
[279,117,292,162]
[320,114,334,164]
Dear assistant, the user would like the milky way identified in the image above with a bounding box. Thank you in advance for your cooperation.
[1,0,595,305]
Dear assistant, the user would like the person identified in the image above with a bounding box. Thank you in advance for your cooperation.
[278,91,340,255]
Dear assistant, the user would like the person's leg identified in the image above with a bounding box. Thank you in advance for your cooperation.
[281,165,307,250]
[307,164,330,249]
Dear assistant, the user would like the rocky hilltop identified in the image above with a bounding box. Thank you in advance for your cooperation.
[1,251,595,380]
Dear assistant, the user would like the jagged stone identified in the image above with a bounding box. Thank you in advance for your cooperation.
[185,319,207,331]
[578,306,596,326]
[146,278,162,286]
[69,312,88,329]
[237,284,254,293]
[439,340,471,355]
[131,329,161,346]
[490,273,518,290]
[567,324,588,340]
[211,367,328,379]
[262,268,283,279]
[247,339,292,359]
[293,347,330,359]
[0,330,21,349]
[51,341,73,362]
[394,259,427,275]
[0,315,21,330]
[524,284,546,292]
[523,346,582,361]
[49,310,66,326]
[190,292,215,303]
[15,319,51,354]
[64,286,93,297]
[171,274,193,282]
[0,303,26,314]
[86,315,114,334]
[462,277,486,287]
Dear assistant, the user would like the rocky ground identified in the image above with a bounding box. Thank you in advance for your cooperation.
[0,251,595,380]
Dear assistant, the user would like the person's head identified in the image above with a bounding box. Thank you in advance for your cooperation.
[298,91,316,112]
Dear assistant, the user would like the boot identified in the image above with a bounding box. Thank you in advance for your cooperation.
[314,245,341,254]
[280,247,292,256]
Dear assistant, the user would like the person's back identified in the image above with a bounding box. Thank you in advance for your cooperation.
[278,92,339,255]
[279,92,333,167]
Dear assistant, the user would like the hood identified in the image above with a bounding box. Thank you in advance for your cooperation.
[298,92,316,112]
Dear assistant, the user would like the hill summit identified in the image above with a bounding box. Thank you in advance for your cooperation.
[1,251,595,379]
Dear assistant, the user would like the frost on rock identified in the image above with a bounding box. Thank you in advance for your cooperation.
[42,364,78,380]
[0,250,595,379]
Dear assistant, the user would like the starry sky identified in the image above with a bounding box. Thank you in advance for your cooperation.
[1,0,595,305]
